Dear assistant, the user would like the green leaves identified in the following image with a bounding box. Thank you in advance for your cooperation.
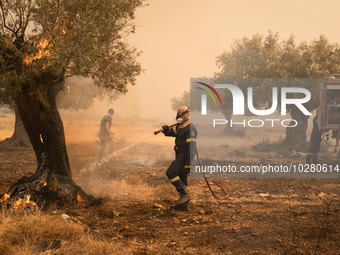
[216,32,340,79]
[216,32,340,111]
[1,0,143,99]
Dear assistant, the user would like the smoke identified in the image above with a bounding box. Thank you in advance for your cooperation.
[57,77,101,111]
[53,75,175,202]
[56,74,152,144]
[74,139,174,201]
[0,73,179,200]
[57,89,176,200]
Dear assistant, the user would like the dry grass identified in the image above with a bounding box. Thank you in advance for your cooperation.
[80,175,176,202]
[153,184,177,201]
[0,212,129,255]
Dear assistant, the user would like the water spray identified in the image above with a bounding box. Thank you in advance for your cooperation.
[79,117,229,200]
[80,119,181,175]
[80,133,155,175]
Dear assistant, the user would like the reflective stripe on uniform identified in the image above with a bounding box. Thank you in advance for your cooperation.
[170,176,180,182]
[186,138,196,143]
[184,165,190,168]
[173,126,178,135]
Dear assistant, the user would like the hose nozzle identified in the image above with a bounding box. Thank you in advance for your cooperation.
[154,122,179,135]
[154,129,162,135]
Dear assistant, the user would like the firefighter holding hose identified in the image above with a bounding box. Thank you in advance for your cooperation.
[158,106,197,210]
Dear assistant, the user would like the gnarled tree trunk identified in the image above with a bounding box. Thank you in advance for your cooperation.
[221,107,234,134]
[0,107,31,147]
[1,73,94,209]
[221,107,246,137]
[284,107,309,150]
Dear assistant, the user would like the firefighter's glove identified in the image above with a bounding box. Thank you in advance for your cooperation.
[162,125,169,133]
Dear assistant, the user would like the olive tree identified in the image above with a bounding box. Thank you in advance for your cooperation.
[216,32,340,145]
[0,0,142,207]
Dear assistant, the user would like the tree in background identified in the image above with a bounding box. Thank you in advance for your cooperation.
[0,81,31,146]
[171,91,190,111]
[0,0,142,207]
[1,76,105,147]
[216,32,340,147]
[171,33,340,146]
[56,77,105,111]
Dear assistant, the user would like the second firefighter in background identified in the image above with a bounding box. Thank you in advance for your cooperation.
[162,106,197,207]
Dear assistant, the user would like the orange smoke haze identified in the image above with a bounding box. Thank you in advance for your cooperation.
[118,0,340,119]
[1,0,340,143]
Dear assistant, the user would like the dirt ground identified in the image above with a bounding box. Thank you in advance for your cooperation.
[0,113,340,254]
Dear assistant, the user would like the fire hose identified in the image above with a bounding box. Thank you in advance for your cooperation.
[154,124,229,200]
[153,123,178,135]
[195,148,230,200]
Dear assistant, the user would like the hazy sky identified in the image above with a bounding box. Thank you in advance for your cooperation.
[109,0,340,121]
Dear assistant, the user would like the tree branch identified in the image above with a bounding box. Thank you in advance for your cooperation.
[21,0,32,37]
[0,1,18,37]
[64,74,76,79]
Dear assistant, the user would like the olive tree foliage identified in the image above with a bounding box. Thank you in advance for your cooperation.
[172,32,340,145]
[215,31,340,112]
[216,32,340,79]
[215,32,340,146]
[0,0,143,206]
[170,78,212,112]
[171,32,340,145]
[0,0,142,94]
[171,91,190,111]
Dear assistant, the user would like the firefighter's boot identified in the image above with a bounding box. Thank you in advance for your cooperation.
[173,201,189,211]
[311,154,318,164]
[306,153,318,164]
[175,188,190,206]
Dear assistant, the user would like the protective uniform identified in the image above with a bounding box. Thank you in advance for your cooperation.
[162,106,197,208]
[306,116,322,164]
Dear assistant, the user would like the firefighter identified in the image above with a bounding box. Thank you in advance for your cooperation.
[306,115,322,164]
[98,108,114,161]
[162,106,197,210]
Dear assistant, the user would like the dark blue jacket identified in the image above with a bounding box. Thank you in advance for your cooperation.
[163,123,197,166]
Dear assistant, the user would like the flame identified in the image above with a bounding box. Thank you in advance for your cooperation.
[40,134,44,144]
[77,193,86,203]
[23,39,52,66]
[0,193,10,203]
[23,54,32,65]
[35,39,50,59]
[40,179,47,186]
[11,195,38,211]
[55,17,68,35]
[65,85,70,94]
